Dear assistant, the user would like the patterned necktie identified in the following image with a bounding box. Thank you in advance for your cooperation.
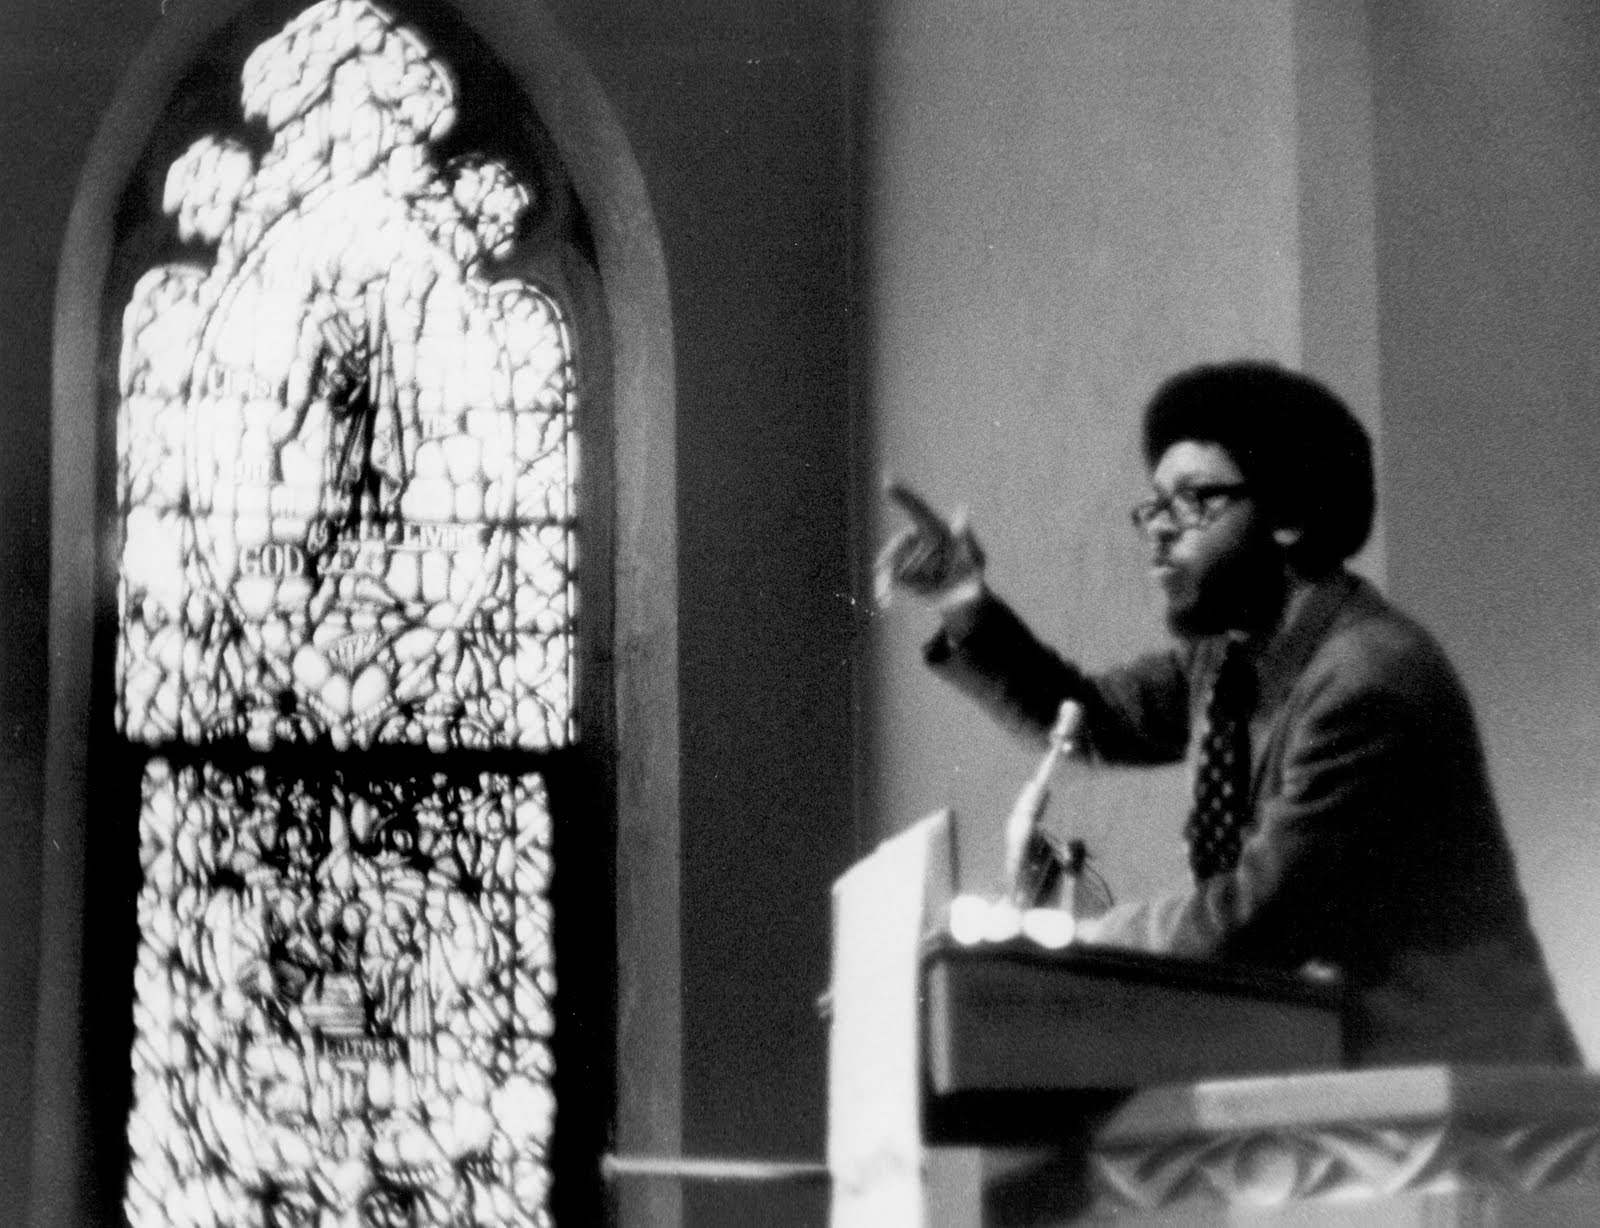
[1185,639,1255,881]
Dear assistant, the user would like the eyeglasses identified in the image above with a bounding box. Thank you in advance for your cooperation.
[1129,482,1251,534]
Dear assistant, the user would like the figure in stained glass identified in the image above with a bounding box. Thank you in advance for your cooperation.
[117,0,576,755]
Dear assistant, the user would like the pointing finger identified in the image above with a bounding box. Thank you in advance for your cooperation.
[885,479,952,536]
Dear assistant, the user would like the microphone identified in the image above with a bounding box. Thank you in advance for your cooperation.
[1003,700,1083,907]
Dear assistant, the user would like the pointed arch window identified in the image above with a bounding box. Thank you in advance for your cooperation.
[98,2,610,1223]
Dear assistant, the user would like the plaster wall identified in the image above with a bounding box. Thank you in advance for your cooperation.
[1372,0,1600,1063]
[859,0,1313,908]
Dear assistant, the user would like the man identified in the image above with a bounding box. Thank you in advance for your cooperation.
[878,360,1580,1067]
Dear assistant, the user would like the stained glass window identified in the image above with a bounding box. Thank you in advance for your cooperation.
[111,1,583,1223]
[116,0,575,755]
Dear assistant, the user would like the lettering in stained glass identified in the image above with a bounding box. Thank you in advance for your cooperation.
[116,0,577,754]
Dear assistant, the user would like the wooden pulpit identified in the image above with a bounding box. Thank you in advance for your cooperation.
[826,812,1600,1226]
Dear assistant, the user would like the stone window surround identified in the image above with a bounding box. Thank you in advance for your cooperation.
[36,1,680,1223]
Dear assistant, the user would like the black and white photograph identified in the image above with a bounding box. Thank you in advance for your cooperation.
[5,2,1600,1225]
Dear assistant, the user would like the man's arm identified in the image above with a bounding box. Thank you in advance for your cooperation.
[876,476,1190,763]
[925,591,1191,764]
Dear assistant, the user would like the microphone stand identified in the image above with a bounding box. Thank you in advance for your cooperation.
[1002,700,1084,910]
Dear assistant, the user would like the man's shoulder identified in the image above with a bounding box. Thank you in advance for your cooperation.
[1304,579,1465,703]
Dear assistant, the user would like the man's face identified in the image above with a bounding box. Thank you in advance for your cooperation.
[1139,440,1284,638]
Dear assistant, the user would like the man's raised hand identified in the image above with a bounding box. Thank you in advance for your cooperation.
[874,479,987,609]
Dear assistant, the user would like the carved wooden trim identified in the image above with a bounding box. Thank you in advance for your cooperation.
[1089,1118,1600,1213]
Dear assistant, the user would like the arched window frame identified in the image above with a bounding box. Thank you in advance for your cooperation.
[35,1,681,1223]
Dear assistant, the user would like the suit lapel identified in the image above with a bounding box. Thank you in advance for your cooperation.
[1245,570,1367,807]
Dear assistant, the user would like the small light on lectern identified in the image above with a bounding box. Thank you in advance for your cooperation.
[948,894,990,945]
[1021,908,1075,949]
[981,901,1023,944]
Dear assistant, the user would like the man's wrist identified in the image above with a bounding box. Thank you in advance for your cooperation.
[934,575,987,639]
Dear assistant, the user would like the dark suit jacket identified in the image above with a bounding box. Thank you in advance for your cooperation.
[928,570,1581,1067]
